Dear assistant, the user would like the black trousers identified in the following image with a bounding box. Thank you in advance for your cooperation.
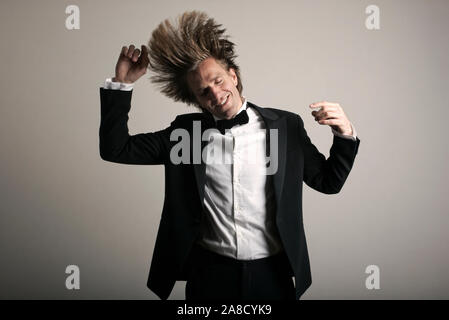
[185,244,296,301]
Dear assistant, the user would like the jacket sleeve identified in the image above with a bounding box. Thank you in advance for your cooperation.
[297,115,360,194]
[99,88,172,165]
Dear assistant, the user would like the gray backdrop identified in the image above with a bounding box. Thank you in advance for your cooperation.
[0,0,448,299]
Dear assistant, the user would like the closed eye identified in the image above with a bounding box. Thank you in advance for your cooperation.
[198,78,222,96]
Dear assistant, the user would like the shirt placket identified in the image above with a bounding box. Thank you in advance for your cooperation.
[233,134,241,259]
[233,133,250,260]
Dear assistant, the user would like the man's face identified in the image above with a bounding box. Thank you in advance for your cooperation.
[187,57,243,120]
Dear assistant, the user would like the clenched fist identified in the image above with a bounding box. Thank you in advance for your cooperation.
[113,44,149,84]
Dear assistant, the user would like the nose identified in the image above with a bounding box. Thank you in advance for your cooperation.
[209,86,222,104]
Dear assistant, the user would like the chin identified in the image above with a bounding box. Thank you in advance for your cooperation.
[223,105,238,119]
[223,110,235,119]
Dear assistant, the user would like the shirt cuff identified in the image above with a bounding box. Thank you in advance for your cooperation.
[332,123,357,141]
[103,78,134,91]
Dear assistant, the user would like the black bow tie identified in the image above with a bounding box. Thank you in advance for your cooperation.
[215,110,249,134]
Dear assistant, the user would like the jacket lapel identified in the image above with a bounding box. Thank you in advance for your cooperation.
[192,113,214,210]
[249,103,287,214]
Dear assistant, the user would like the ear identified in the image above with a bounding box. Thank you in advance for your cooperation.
[228,68,238,87]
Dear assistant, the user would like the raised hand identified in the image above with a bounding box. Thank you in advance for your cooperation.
[310,101,353,136]
[113,44,149,84]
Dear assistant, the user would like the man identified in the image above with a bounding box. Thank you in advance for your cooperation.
[99,11,360,300]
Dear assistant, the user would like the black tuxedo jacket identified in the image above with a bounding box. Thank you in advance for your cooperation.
[99,88,361,300]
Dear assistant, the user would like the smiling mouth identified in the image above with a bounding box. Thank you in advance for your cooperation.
[215,94,229,108]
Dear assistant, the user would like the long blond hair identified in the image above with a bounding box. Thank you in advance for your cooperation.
[148,11,243,107]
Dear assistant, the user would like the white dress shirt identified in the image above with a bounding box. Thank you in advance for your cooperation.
[103,78,358,260]
[199,99,283,260]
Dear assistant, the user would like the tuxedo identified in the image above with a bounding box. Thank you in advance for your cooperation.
[99,88,361,300]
